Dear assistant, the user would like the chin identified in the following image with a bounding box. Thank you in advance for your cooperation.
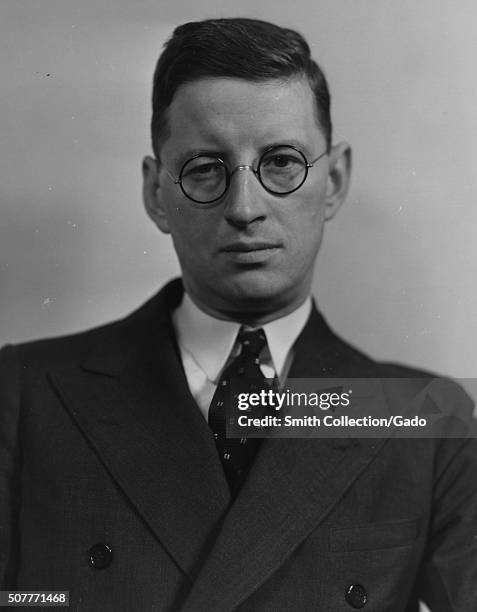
[220,273,296,311]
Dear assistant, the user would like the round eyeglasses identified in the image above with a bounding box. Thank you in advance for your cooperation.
[162,145,328,206]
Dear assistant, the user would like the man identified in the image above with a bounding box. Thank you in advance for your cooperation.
[1,17,476,611]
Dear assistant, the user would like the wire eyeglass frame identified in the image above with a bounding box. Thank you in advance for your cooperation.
[161,144,328,206]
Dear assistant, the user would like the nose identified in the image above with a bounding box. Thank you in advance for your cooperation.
[223,165,268,227]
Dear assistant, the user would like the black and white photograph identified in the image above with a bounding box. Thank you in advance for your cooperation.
[1,1,476,610]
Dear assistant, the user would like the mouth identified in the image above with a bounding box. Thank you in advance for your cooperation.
[222,241,281,252]
[220,241,282,264]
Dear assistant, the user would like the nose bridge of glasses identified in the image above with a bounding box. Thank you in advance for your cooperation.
[229,164,258,178]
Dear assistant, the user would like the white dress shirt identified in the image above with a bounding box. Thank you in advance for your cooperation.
[172,293,312,420]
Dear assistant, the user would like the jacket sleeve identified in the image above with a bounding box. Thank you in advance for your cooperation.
[0,345,22,588]
[419,432,477,610]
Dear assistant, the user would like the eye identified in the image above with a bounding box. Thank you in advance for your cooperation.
[260,151,305,174]
[180,156,227,187]
[184,161,222,177]
[269,155,295,168]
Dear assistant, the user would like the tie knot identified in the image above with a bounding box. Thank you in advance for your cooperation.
[238,327,267,357]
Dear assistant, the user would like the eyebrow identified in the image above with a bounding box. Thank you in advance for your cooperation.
[260,140,312,156]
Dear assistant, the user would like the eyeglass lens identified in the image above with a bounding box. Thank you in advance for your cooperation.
[179,145,309,204]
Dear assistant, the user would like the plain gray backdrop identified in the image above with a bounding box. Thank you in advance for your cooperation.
[1,1,476,399]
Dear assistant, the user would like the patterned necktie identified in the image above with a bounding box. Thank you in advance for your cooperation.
[208,327,268,497]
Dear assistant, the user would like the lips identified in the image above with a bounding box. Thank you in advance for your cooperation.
[220,240,282,264]
[221,241,282,253]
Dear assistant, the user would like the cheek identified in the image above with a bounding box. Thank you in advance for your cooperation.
[290,180,327,218]
[285,194,326,239]
[282,201,326,267]
[167,209,217,255]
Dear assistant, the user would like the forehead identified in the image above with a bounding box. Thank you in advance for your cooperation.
[161,77,324,160]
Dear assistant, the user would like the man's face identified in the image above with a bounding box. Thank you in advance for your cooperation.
[143,77,350,322]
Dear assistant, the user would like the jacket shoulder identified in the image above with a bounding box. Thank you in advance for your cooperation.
[1,316,130,371]
[0,287,172,371]
[1,279,184,370]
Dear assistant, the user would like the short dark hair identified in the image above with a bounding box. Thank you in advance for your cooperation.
[150,18,332,159]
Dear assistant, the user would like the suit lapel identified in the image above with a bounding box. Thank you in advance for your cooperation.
[49,280,231,579]
[181,305,389,611]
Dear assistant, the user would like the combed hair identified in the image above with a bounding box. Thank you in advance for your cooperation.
[150,18,332,158]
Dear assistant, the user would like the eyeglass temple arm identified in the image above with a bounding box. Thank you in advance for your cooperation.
[158,162,182,185]
[307,150,328,168]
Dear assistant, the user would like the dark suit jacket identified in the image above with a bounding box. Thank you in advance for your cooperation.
[1,279,476,611]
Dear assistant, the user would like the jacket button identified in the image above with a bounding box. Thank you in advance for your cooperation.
[345,584,367,608]
[89,543,113,569]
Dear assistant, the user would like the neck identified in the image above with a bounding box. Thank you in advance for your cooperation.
[184,288,310,326]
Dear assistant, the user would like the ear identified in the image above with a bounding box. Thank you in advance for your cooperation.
[142,155,171,234]
[324,141,352,221]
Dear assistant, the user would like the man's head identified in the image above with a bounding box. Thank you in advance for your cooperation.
[150,18,332,159]
[143,18,351,324]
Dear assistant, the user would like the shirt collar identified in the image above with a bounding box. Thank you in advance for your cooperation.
[173,292,311,382]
